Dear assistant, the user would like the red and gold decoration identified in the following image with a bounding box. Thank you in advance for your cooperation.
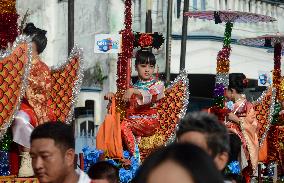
[267,126,284,173]
[0,37,33,140]
[112,0,189,161]
[50,46,84,124]
[115,0,134,118]
[138,71,189,159]
[0,0,19,49]
[0,36,33,176]
[253,87,276,145]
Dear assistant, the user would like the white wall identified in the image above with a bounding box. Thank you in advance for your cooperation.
[171,40,275,79]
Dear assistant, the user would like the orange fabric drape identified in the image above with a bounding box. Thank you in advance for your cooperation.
[259,138,268,162]
[96,98,123,158]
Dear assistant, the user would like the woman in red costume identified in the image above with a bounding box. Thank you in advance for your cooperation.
[226,73,258,181]
[11,23,55,177]
[106,50,164,155]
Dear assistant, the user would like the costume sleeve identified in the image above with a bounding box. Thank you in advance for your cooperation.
[136,81,165,105]
[26,61,51,124]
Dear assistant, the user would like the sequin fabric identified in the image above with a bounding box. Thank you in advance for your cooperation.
[23,58,55,125]
[139,78,188,160]
[0,44,27,128]
[50,57,81,122]
[121,79,164,155]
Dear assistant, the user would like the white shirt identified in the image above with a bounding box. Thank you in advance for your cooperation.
[76,169,92,183]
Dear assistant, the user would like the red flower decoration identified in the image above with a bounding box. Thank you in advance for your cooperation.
[138,33,153,48]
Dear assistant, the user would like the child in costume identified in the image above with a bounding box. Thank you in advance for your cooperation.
[12,23,55,177]
[105,49,165,155]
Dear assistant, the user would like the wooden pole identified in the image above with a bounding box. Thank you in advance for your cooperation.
[68,0,74,53]
[165,0,173,83]
[180,0,189,70]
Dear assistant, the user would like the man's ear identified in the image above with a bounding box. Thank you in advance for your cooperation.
[214,152,229,171]
[65,148,76,167]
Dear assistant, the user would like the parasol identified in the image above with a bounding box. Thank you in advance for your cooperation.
[239,34,284,100]
[185,10,276,113]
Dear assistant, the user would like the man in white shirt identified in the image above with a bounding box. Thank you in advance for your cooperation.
[30,122,92,183]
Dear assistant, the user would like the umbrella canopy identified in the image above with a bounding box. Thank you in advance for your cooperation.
[239,34,284,101]
[184,10,276,23]
[239,34,284,47]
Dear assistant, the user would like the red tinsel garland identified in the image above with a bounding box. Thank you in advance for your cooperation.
[116,0,134,90]
[116,0,134,118]
[273,42,282,100]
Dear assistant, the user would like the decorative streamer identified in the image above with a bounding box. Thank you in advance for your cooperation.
[273,42,282,101]
[211,22,233,120]
[116,0,134,119]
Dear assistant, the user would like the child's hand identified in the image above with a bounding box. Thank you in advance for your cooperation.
[122,88,134,102]
[104,92,115,100]
[227,113,240,124]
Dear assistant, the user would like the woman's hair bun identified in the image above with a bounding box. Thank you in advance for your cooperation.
[23,23,37,35]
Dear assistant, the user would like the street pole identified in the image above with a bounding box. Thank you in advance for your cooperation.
[165,0,173,83]
[180,0,189,70]
[68,0,74,53]
[145,0,152,33]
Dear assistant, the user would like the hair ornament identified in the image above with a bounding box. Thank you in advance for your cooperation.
[134,32,164,49]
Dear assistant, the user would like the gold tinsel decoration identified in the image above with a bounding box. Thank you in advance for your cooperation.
[216,59,230,73]
[0,0,16,14]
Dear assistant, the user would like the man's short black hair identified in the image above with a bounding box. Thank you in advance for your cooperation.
[88,161,119,183]
[176,112,230,157]
[30,122,75,152]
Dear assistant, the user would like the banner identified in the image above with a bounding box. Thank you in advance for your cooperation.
[94,34,121,53]
[258,71,272,86]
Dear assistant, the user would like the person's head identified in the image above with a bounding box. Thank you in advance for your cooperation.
[23,23,47,55]
[176,112,230,170]
[133,143,224,183]
[30,122,75,183]
[135,49,156,81]
[87,161,119,183]
[228,73,247,97]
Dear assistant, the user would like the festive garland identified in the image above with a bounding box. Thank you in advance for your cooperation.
[211,22,233,120]
[0,0,18,49]
[273,42,282,101]
[82,146,139,183]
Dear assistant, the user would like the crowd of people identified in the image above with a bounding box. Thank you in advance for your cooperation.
[28,111,245,183]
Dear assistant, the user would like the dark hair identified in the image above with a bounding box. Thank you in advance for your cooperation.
[23,23,47,54]
[30,122,75,152]
[87,161,119,183]
[176,112,230,157]
[133,143,224,183]
[135,49,156,66]
[228,73,247,94]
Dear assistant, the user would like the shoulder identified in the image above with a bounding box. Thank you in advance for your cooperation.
[76,169,91,183]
